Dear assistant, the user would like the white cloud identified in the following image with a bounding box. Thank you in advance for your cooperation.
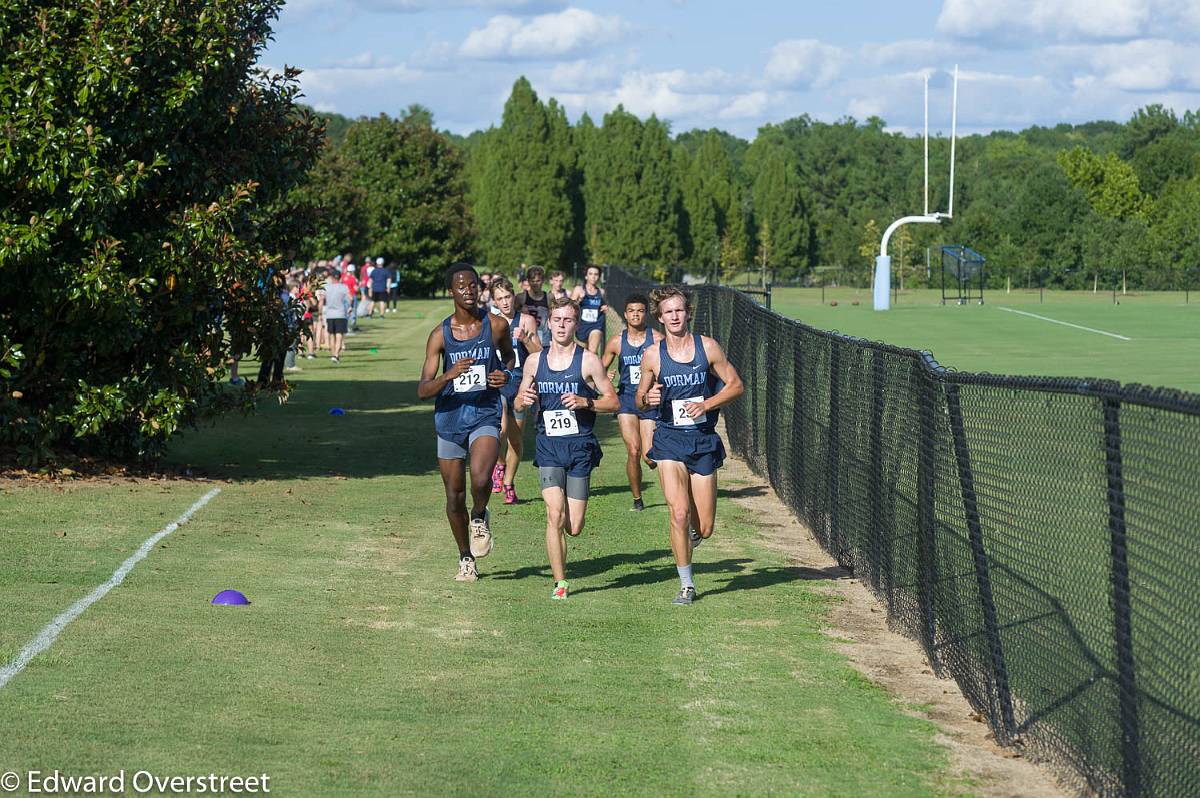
[719,91,769,120]
[1046,40,1200,91]
[460,8,630,60]
[296,63,426,108]
[612,70,722,118]
[764,40,845,89]
[936,0,1200,43]
[860,39,985,68]
[543,68,732,121]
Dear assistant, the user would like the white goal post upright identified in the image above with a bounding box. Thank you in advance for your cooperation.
[874,65,959,311]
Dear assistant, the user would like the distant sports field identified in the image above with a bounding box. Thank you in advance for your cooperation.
[1,300,970,797]
[768,288,1200,393]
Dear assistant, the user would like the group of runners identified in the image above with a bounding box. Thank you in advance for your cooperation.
[418,262,743,605]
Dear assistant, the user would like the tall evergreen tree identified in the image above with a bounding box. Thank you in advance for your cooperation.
[473,77,575,271]
[748,145,810,279]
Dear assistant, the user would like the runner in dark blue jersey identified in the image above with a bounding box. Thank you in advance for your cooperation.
[602,293,662,512]
[636,286,743,605]
[490,277,541,505]
[513,296,618,600]
[418,263,516,583]
[570,265,608,355]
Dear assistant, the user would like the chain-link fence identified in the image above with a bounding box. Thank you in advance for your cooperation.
[606,266,1200,798]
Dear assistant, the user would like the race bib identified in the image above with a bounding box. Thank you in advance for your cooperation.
[543,409,579,437]
[627,366,642,386]
[671,396,707,426]
[581,308,599,323]
[453,364,487,393]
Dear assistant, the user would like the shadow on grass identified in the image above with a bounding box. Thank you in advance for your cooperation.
[489,547,672,582]
[166,379,441,481]
[566,556,850,597]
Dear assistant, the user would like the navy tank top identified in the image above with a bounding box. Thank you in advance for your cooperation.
[579,286,604,328]
[534,345,597,438]
[656,333,723,435]
[501,313,529,372]
[434,312,502,435]
[618,329,653,396]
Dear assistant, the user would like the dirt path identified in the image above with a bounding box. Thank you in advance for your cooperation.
[717,437,1077,798]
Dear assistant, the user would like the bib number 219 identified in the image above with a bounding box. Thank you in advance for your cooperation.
[544,409,579,437]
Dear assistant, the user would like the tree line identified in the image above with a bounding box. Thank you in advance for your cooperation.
[304,78,1200,293]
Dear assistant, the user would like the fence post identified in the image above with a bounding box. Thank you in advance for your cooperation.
[869,351,886,591]
[1104,396,1141,798]
[945,382,1016,742]
[793,330,808,522]
[766,282,773,311]
[828,342,847,567]
[917,354,942,671]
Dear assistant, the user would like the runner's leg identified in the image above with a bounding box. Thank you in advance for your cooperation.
[587,329,604,356]
[688,472,718,539]
[640,417,657,469]
[467,433,499,520]
[503,415,526,486]
[543,483,568,582]
[438,458,471,555]
[657,460,693,568]
[617,413,643,501]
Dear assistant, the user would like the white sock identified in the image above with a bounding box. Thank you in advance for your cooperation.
[677,564,694,589]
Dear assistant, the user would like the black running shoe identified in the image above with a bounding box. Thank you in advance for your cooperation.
[672,586,696,605]
[631,498,645,512]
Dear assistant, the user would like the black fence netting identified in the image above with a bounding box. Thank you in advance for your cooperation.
[605,266,1200,798]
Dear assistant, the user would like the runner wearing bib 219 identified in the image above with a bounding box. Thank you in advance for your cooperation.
[513,296,619,601]
[636,286,743,607]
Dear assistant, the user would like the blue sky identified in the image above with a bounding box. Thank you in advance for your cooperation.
[262,0,1200,139]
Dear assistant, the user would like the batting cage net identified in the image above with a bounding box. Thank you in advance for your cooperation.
[606,266,1200,798]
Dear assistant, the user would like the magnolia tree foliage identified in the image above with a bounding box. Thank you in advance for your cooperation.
[296,109,475,293]
[0,0,324,462]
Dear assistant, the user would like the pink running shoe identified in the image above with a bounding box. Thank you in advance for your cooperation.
[503,483,517,505]
[491,462,505,493]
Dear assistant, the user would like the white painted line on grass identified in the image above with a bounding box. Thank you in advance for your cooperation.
[0,487,221,691]
[996,307,1132,341]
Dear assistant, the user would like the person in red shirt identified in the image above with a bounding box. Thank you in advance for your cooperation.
[341,266,360,336]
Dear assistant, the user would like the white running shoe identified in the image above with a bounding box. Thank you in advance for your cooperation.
[455,556,478,582]
[469,509,493,558]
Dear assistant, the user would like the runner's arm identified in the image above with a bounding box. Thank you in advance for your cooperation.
[417,326,471,400]
[635,345,662,409]
[521,314,543,354]
[513,353,540,412]
[601,333,621,371]
[580,351,619,413]
[700,336,743,412]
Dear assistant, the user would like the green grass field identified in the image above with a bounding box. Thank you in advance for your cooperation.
[767,288,1200,393]
[0,301,966,797]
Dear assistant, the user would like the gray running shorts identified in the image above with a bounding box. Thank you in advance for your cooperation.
[539,467,590,500]
[437,426,500,460]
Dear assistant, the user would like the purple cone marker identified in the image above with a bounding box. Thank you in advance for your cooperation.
[212,589,250,606]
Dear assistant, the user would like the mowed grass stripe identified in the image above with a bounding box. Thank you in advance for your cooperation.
[771,287,1200,391]
[0,299,957,796]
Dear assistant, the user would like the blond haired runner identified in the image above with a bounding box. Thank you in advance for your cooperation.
[490,278,542,504]
[635,286,743,605]
[513,296,619,600]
